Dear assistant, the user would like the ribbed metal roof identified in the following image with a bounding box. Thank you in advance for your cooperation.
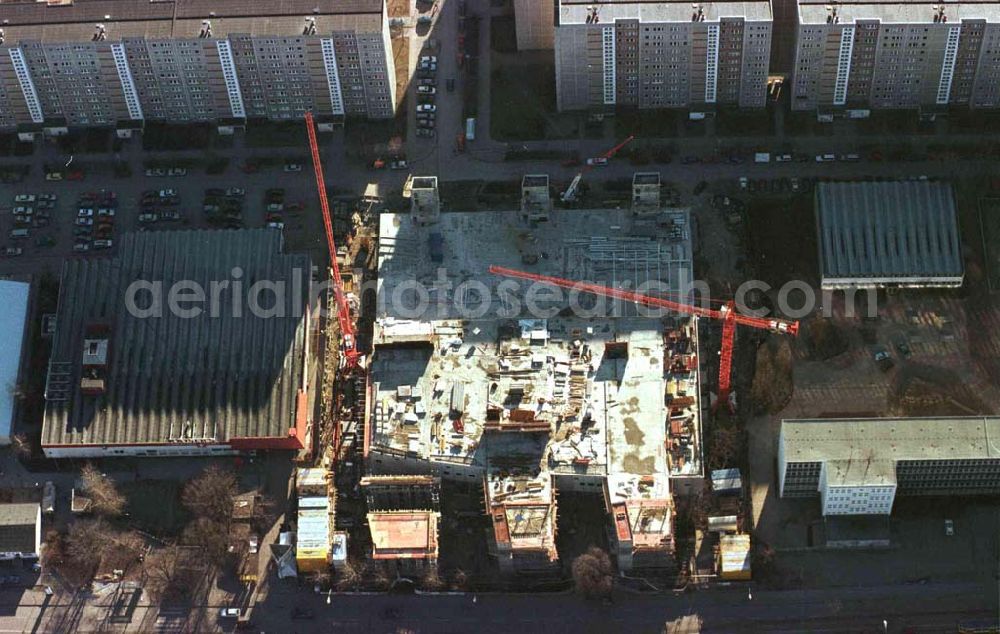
[816,181,963,283]
[42,229,310,448]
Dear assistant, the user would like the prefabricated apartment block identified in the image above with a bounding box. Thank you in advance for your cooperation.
[792,0,1000,113]
[0,0,397,137]
[554,0,773,111]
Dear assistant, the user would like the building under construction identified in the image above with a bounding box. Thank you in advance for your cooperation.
[362,174,703,574]
[361,475,441,575]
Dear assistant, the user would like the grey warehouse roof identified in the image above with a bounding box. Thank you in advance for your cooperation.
[42,229,310,448]
[816,181,963,287]
[0,503,38,554]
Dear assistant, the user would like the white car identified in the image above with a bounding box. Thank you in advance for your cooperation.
[266,203,284,213]
[167,167,187,177]
[586,157,609,166]
[158,189,176,198]
[226,187,246,197]
[97,208,115,217]
[417,86,437,95]
[775,154,793,162]
[219,608,241,618]
[76,217,94,226]
[73,243,90,253]
[13,206,33,215]
[283,163,303,172]
[267,221,285,230]
[38,194,57,202]
[14,194,35,203]
[77,208,94,218]
[145,168,167,177]
[3,248,22,257]
[93,239,113,249]
[419,55,437,64]
[416,104,436,113]
[45,172,63,181]
[815,154,836,162]
[138,213,159,223]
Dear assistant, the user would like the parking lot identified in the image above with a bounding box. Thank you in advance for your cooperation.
[0,159,329,278]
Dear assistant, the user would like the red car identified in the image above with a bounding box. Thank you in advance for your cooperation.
[67,170,85,181]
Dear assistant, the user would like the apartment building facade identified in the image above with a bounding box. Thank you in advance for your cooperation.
[0,0,396,135]
[554,0,773,111]
[779,417,1000,516]
[792,0,1000,112]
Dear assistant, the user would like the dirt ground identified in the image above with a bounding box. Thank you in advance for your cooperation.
[392,36,410,111]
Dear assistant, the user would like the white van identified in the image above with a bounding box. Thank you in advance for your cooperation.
[10,229,30,239]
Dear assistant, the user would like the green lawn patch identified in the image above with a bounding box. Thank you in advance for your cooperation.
[490,62,558,141]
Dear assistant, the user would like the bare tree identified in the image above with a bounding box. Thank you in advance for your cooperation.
[10,434,31,459]
[80,463,127,517]
[450,568,470,591]
[366,561,393,591]
[419,567,445,592]
[571,547,614,600]
[335,558,363,591]
[181,517,230,566]
[182,465,238,523]
[65,518,113,574]
[143,547,181,601]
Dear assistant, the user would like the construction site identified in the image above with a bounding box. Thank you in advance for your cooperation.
[286,115,762,587]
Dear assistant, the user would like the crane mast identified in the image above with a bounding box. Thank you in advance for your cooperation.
[304,111,359,368]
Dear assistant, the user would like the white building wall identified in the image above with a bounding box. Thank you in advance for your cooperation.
[43,443,236,459]
[821,483,896,515]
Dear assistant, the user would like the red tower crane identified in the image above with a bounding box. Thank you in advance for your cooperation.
[561,134,635,202]
[304,111,359,368]
[488,265,799,408]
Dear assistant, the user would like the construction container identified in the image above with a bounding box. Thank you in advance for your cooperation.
[718,533,751,580]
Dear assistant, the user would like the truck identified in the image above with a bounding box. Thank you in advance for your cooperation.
[465,117,476,142]
[754,152,771,164]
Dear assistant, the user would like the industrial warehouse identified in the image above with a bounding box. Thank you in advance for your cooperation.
[41,229,317,458]
[361,175,703,575]
[815,181,964,290]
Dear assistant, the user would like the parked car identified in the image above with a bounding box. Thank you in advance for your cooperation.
[945,519,954,536]
[160,210,181,222]
[76,217,94,227]
[816,154,836,162]
[219,608,241,618]
[446,78,455,92]
[13,194,35,203]
[284,162,303,172]
[13,206,33,215]
[38,193,56,202]
[138,213,159,224]
[3,247,22,257]
[390,160,408,170]
[97,208,115,217]
[416,128,435,138]
[45,172,63,181]
[417,104,437,113]
[167,167,187,177]
[266,203,284,213]
[93,239,113,249]
[419,78,436,87]
[417,85,436,95]
[77,208,94,218]
[267,221,284,230]
[587,157,609,167]
[158,189,176,198]
[73,243,90,253]
[419,55,437,64]
[226,187,246,197]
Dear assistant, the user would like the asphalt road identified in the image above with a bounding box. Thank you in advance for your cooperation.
[245,581,997,633]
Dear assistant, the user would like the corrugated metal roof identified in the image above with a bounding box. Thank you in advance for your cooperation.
[41,229,310,448]
[0,281,29,444]
[816,181,963,283]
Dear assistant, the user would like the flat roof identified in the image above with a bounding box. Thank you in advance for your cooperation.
[816,181,963,287]
[558,0,772,24]
[368,511,440,559]
[0,281,30,443]
[0,503,38,554]
[486,471,557,557]
[781,417,1000,486]
[798,1,1000,24]
[0,0,381,44]
[42,229,310,449]
[605,473,672,549]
